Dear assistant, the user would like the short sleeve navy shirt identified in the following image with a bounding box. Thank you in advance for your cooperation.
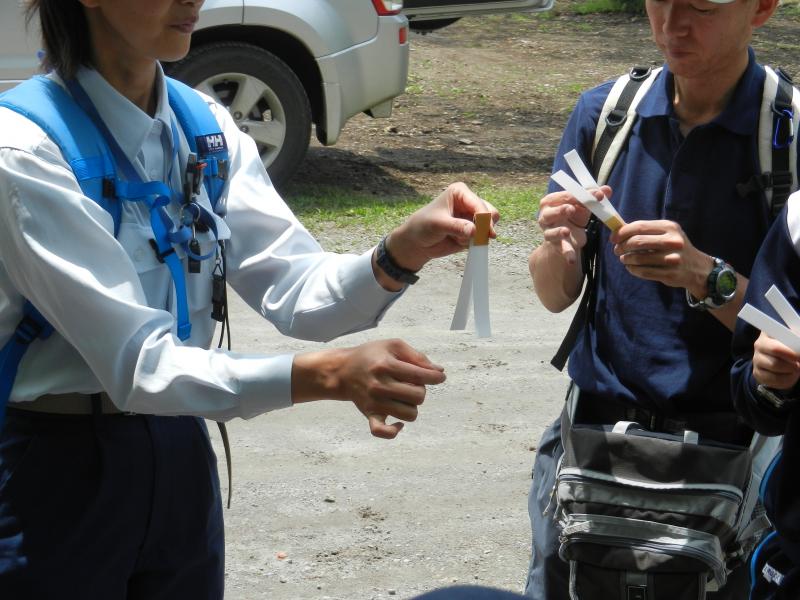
[552,48,785,414]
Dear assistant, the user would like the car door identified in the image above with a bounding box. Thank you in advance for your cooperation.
[403,0,554,20]
[0,2,42,92]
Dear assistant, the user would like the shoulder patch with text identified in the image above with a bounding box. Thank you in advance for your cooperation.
[196,133,227,155]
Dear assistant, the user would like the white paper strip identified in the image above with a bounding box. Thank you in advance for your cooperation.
[450,213,492,338]
[551,170,626,232]
[765,285,800,335]
[564,149,601,191]
[738,303,800,353]
[450,242,475,331]
[472,245,491,338]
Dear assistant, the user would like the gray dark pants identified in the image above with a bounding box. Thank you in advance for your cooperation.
[523,413,751,600]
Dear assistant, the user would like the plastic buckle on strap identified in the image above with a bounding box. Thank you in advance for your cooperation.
[628,64,652,82]
[771,170,793,196]
[15,315,47,344]
[148,239,176,264]
[771,105,794,149]
[102,178,116,198]
[216,159,229,181]
[605,108,627,129]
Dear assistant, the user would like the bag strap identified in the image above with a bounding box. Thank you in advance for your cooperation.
[0,76,121,232]
[551,66,660,371]
[0,302,54,429]
[0,76,231,414]
[166,77,229,214]
[754,66,799,218]
[551,64,800,372]
[592,65,662,187]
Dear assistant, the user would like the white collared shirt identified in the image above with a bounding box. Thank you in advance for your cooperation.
[0,65,402,420]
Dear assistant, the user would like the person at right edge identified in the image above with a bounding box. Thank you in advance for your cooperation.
[526,0,788,598]
[730,189,800,597]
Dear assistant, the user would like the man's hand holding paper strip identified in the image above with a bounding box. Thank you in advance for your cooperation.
[451,212,492,338]
[738,285,800,354]
[551,149,626,232]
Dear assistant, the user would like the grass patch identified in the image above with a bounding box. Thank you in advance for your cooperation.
[475,184,543,223]
[572,0,644,13]
[284,184,544,238]
[573,0,629,13]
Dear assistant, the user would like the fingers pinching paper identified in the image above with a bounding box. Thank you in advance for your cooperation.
[451,212,492,338]
[551,149,626,232]
[738,285,800,353]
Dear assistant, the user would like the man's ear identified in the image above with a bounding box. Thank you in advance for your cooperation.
[751,0,779,28]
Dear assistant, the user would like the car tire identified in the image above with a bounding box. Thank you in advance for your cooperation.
[166,42,312,189]
[409,18,461,33]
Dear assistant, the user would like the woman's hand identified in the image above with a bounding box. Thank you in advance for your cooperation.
[292,339,446,439]
[380,182,500,275]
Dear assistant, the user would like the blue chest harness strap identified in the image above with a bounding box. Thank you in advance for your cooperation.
[66,78,207,342]
[0,75,230,433]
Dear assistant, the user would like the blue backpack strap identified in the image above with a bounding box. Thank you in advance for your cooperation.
[166,77,229,213]
[0,77,120,423]
[0,76,121,234]
[0,301,54,429]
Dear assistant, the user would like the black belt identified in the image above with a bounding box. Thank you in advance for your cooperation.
[574,393,753,446]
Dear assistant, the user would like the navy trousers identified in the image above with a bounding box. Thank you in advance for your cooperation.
[0,408,224,599]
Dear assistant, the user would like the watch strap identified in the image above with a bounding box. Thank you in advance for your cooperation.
[686,257,736,311]
[376,236,419,285]
[756,383,798,411]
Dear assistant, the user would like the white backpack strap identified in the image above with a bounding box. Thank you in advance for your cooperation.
[759,66,800,216]
[592,65,663,186]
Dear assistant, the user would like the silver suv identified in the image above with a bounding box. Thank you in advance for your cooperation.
[0,0,552,187]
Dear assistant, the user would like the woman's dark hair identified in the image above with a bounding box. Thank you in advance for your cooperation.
[25,0,93,79]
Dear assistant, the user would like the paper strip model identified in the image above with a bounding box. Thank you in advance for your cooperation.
[451,212,492,338]
[738,285,800,353]
[550,149,626,232]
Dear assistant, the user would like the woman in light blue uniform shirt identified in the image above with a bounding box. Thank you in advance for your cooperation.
[0,1,499,597]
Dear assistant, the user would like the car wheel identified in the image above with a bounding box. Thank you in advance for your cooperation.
[166,42,312,189]
[409,18,461,33]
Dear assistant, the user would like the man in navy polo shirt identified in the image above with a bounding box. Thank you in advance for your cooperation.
[525,0,789,598]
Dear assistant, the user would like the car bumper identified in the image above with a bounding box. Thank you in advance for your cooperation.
[315,15,409,146]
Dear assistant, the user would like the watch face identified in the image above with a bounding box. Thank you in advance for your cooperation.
[716,269,737,298]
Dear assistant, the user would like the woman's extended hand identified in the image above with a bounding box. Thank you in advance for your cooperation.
[381,182,500,274]
[292,339,446,439]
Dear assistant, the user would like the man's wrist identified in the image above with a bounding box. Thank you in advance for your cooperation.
[756,383,799,411]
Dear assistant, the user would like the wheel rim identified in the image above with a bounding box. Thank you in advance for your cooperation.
[195,72,286,168]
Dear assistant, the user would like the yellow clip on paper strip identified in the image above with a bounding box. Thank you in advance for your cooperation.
[450,212,492,338]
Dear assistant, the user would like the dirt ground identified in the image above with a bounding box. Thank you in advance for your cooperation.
[214,7,800,600]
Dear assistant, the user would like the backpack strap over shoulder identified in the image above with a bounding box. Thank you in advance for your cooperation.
[756,66,800,218]
[592,65,662,185]
[0,77,121,428]
[166,77,229,214]
[551,66,660,371]
[0,76,233,421]
[0,76,121,232]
